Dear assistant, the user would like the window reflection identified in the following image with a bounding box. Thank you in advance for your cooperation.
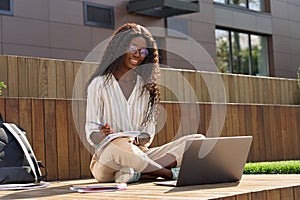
[214,0,226,3]
[251,35,269,76]
[229,0,247,8]
[232,32,249,75]
[249,0,264,11]
[215,29,269,76]
[216,30,230,73]
[214,0,266,12]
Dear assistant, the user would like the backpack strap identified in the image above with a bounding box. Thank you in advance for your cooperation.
[0,113,3,124]
[3,123,40,183]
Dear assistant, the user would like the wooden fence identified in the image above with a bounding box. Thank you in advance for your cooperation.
[0,97,299,181]
[0,55,299,104]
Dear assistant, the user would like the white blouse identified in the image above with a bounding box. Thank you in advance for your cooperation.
[85,74,156,147]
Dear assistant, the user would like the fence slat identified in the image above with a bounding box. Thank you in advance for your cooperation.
[274,105,284,160]
[294,186,300,200]
[195,72,203,102]
[56,100,70,180]
[7,56,19,97]
[244,105,254,161]
[65,61,75,99]
[280,106,289,160]
[5,98,19,124]
[0,98,5,117]
[164,103,175,143]
[19,98,32,144]
[266,189,281,200]
[28,58,38,97]
[238,105,246,135]
[280,187,294,199]
[78,100,92,178]
[18,57,29,97]
[44,99,58,180]
[255,105,266,161]
[268,106,278,161]
[204,104,212,137]
[290,107,299,159]
[0,56,8,97]
[189,103,199,135]
[67,100,81,179]
[182,71,191,102]
[197,104,206,135]
[56,60,66,98]
[156,102,167,146]
[47,60,57,98]
[172,103,182,139]
[31,99,46,172]
[38,59,49,98]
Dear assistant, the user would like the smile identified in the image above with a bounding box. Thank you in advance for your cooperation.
[130,58,139,65]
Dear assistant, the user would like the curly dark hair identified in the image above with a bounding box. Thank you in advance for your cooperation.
[87,23,160,126]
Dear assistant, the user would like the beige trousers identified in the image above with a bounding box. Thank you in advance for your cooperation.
[90,134,205,182]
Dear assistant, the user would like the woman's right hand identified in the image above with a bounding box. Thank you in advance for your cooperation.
[99,123,115,136]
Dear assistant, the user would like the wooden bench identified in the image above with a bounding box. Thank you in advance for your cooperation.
[1,97,299,181]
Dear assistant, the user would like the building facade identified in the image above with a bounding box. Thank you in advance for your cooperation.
[0,0,299,78]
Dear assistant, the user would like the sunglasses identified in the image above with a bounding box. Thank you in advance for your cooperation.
[128,44,149,57]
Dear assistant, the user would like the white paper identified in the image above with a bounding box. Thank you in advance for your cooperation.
[70,183,127,193]
[0,181,49,190]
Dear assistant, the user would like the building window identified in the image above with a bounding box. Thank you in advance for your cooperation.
[214,0,265,12]
[83,2,114,29]
[215,28,269,76]
[0,0,13,15]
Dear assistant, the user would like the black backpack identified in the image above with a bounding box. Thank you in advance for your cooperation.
[0,114,47,184]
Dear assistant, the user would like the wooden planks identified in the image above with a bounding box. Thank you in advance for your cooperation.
[44,99,58,180]
[56,100,70,180]
[0,97,299,181]
[0,98,94,181]
[0,56,8,97]
[1,55,299,105]
[67,100,81,180]
[0,175,300,200]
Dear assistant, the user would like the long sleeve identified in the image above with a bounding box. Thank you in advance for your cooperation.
[139,118,156,147]
[85,78,104,147]
[85,75,157,148]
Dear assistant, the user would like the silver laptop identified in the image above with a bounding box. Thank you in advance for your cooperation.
[153,136,253,187]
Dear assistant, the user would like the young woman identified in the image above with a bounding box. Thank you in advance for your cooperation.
[85,23,204,183]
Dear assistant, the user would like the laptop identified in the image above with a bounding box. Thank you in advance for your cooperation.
[153,136,253,187]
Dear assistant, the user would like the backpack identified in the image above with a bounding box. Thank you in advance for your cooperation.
[0,114,47,184]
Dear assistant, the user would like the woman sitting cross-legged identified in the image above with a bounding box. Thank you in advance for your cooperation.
[85,22,205,183]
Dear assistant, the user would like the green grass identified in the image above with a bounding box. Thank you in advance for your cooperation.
[244,160,300,174]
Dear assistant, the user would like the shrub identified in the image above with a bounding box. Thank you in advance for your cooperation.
[0,82,6,95]
[244,160,300,174]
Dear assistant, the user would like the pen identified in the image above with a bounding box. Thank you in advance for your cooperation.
[90,121,104,127]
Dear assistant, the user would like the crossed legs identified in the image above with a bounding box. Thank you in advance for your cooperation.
[90,134,205,182]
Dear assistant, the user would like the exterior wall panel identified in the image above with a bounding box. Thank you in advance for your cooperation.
[0,0,299,78]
